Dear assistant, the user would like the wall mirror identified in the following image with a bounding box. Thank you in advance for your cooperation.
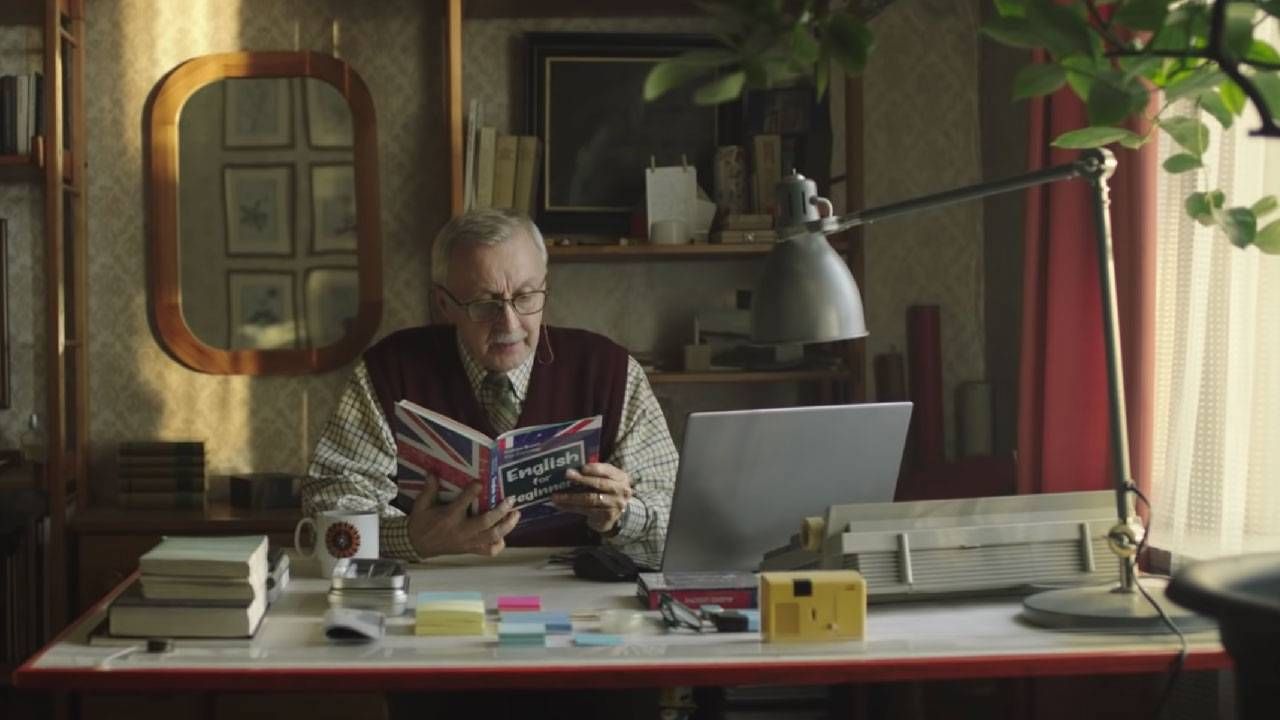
[147,51,381,374]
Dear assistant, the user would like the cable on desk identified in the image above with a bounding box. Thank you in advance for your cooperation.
[1129,485,1188,720]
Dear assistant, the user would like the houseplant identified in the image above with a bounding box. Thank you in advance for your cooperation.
[645,0,1280,252]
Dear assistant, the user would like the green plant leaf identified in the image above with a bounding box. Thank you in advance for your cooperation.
[789,22,821,67]
[1113,0,1170,31]
[980,17,1040,49]
[1118,131,1151,150]
[1087,72,1148,125]
[1163,67,1226,102]
[1198,90,1234,128]
[1160,116,1211,154]
[1118,54,1162,82]
[994,0,1027,19]
[1061,54,1101,99]
[692,70,747,105]
[1255,220,1280,255]
[1186,192,1216,226]
[1026,0,1094,59]
[644,58,718,101]
[1012,63,1067,99]
[1163,153,1203,173]
[825,12,873,74]
[1246,40,1280,65]
[1221,80,1247,114]
[1052,126,1141,148]
[1253,73,1280,120]
[1224,5,1256,59]
[1221,207,1257,248]
[1251,196,1279,218]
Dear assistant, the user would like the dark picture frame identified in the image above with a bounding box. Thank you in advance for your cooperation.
[526,33,742,235]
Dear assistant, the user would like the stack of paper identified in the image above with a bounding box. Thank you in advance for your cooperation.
[496,595,540,612]
[415,591,486,636]
[497,621,546,647]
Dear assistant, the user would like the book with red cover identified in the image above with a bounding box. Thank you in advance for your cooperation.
[636,571,758,610]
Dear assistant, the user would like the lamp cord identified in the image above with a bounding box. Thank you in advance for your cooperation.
[1129,485,1188,720]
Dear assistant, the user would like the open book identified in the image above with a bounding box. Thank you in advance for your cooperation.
[392,399,602,520]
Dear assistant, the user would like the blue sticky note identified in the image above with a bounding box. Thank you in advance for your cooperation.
[573,633,624,647]
[504,611,571,633]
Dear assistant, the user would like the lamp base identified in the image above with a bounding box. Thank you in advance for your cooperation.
[1022,578,1216,633]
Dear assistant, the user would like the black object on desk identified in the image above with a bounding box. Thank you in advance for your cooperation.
[572,545,643,582]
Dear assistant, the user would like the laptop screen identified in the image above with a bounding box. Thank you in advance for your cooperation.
[660,402,912,572]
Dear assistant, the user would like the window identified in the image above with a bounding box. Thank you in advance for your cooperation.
[1151,36,1280,557]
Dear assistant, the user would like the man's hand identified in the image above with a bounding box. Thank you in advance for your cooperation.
[407,479,520,558]
[551,462,633,534]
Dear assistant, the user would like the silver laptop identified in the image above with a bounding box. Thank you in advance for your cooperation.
[660,402,912,572]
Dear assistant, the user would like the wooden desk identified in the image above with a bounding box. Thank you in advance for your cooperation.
[16,549,1230,693]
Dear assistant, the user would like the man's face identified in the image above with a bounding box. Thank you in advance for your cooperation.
[436,231,546,373]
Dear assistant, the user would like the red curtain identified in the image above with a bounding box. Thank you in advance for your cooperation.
[1016,57,1158,499]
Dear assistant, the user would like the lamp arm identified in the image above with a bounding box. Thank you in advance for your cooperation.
[786,149,1140,588]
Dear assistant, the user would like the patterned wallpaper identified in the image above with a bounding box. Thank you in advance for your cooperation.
[63,0,985,500]
[861,0,987,457]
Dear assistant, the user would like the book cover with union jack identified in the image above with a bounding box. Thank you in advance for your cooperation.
[392,399,602,516]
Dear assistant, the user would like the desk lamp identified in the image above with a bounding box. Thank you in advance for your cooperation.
[757,148,1205,630]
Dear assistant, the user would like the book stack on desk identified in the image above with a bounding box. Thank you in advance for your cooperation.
[108,535,269,638]
[116,440,206,509]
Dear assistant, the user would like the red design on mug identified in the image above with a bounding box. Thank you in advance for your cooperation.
[325,521,361,558]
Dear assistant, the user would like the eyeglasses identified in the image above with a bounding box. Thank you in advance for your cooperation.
[437,285,547,323]
[658,593,706,633]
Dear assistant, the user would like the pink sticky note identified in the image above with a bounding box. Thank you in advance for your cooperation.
[497,595,541,611]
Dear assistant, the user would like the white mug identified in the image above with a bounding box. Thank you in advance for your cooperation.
[294,510,380,577]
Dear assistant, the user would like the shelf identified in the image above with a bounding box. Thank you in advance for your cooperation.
[548,238,847,262]
[646,368,848,384]
[70,499,301,535]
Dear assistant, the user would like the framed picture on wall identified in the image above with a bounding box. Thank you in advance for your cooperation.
[526,33,742,235]
[227,271,298,350]
[303,78,354,148]
[304,267,359,347]
[310,164,357,253]
[223,77,293,148]
[224,165,294,256]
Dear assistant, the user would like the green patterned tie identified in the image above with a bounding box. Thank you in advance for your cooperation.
[484,372,519,434]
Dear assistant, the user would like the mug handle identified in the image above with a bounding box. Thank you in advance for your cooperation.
[294,517,317,558]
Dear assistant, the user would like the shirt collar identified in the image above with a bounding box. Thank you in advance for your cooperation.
[456,330,533,402]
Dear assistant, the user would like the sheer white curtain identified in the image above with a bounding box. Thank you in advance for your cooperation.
[1151,43,1280,557]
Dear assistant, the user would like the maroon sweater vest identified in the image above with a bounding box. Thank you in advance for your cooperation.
[363,325,630,547]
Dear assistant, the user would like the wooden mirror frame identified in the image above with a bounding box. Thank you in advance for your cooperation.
[147,51,381,374]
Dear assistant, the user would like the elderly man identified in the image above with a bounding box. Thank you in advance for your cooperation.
[303,208,677,562]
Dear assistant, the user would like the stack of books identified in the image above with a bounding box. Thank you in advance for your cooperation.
[117,441,206,509]
[108,535,269,638]
[414,591,486,636]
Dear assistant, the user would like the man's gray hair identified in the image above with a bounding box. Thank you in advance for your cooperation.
[430,208,548,286]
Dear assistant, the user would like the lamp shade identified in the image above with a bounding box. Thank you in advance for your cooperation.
[751,233,868,344]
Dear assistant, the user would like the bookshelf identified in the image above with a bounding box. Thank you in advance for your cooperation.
[444,0,867,401]
[0,0,88,634]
